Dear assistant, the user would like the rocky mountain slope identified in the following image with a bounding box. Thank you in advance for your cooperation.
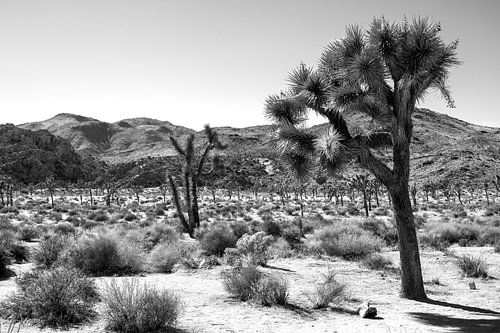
[16,109,500,187]
[0,124,104,184]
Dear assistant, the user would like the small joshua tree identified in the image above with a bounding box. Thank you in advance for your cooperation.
[168,125,225,237]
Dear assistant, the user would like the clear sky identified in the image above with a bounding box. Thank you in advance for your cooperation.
[0,0,499,129]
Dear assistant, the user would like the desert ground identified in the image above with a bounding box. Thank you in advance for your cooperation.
[1,188,499,333]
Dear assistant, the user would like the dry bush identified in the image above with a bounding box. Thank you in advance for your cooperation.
[148,242,182,273]
[362,253,393,270]
[306,269,345,309]
[221,265,289,306]
[199,223,237,257]
[221,265,263,301]
[252,274,289,306]
[101,279,182,333]
[304,224,384,260]
[17,223,38,241]
[225,231,274,266]
[61,230,145,276]
[456,254,488,278]
[145,222,179,246]
[32,234,68,269]
[422,221,500,249]
[0,267,98,327]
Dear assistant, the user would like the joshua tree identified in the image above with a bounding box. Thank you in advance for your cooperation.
[352,174,370,217]
[40,175,56,209]
[130,185,143,204]
[410,183,418,206]
[0,175,12,206]
[168,125,225,237]
[265,17,459,299]
[159,184,169,204]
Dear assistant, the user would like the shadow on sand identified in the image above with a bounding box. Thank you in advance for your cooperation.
[410,298,500,333]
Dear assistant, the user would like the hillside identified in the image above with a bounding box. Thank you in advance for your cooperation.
[17,109,500,187]
[20,113,195,162]
[0,124,104,184]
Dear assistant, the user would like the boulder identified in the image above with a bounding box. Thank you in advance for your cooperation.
[358,301,377,318]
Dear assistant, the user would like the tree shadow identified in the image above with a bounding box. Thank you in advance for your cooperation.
[283,303,315,319]
[410,298,500,333]
[262,264,295,273]
[410,312,500,333]
[418,298,500,315]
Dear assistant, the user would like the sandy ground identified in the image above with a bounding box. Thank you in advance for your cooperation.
[1,246,499,333]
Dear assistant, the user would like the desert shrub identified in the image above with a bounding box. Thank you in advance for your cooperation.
[148,242,181,273]
[200,224,237,257]
[359,218,386,236]
[33,234,68,269]
[362,253,393,270]
[251,274,289,306]
[281,225,302,247]
[221,265,263,301]
[456,255,488,278]
[305,224,383,260]
[17,223,38,241]
[226,231,274,266]
[0,206,18,214]
[87,211,108,222]
[229,220,250,240]
[0,267,98,327]
[124,213,138,221]
[53,221,75,234]
[82,219,100,229]
[146,222,179,246]
[101,279,181,333]
[269,237,294,258]
[61,231,145,276]
[306,269,345,309]
[262,220,281,237]
[423,222,499,248]
[9,243,29,263]
[484,204,500,217]
[420,234,449,251]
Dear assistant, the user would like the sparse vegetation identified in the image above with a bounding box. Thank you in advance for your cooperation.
[101,279,182,333]
[306,269,345,309]
[0,267,98,327]
[456,254,488,278]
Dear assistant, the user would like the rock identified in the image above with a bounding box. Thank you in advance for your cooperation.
[358,301,378,318]
[469,282,477,290]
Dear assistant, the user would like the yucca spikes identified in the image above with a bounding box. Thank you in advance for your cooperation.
[265,93,306,126]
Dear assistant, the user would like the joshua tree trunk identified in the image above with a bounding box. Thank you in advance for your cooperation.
[389,182,426,299]
[89,188,93,206]
[362,189,369,217]
[50,191,54,209]
[183,171,195,230]
[190,175,200,228]
[168,175,193,237]
[485,183,490,206]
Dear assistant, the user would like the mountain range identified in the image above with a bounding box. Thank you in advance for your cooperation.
[3,108,499,187]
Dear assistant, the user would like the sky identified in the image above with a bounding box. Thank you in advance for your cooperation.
[0,0,499,130]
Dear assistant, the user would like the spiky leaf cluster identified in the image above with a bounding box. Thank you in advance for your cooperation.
[266,17,459,183]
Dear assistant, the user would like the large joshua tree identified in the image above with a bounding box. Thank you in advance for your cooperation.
[265,17,459,300]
